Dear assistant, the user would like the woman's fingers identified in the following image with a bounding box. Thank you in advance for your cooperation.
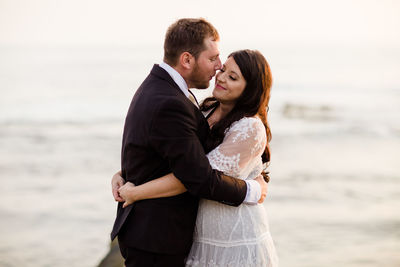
[118,182,136,207]
[111,171,125,202]
[122,200,132,208]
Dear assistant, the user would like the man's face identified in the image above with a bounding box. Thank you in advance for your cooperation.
[188,37,222,89]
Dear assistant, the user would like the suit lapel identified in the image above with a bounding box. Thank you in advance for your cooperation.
[150,64,210,136]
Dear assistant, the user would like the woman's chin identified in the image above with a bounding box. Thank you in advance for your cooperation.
[212,94,223,102]
[212,89,223,100]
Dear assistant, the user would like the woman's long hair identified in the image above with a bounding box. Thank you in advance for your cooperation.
[201,49,272,164]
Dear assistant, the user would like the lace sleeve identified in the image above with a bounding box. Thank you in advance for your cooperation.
[207,117,267,178]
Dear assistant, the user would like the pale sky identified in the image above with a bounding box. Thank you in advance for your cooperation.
[0,0,399,47]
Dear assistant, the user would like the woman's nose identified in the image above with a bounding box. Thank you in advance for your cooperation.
[216,72,225,83]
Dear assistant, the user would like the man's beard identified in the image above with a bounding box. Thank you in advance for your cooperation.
[189,63,210,89]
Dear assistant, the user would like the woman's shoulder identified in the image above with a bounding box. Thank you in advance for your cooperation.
[229,116,264,131]
[224,116,266,142]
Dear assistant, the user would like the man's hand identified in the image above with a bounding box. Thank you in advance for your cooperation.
[111,170,125,202]
[255,174,268,203]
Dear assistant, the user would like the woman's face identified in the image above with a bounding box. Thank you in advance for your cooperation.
[212,56,246,105]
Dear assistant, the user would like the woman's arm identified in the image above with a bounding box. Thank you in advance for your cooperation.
[117,172,187,208]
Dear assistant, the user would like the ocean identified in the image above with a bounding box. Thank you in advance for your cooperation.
[0,44,399,266]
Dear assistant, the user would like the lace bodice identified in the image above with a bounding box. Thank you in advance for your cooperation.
[186,116,278,266]
[207,116,266,180]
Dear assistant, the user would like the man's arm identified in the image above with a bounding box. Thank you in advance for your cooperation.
[111,99,268,205]
[148,98,253,206]
[202,117,269,205]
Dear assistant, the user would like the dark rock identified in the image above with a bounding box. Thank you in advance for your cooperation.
[98,238,124,267]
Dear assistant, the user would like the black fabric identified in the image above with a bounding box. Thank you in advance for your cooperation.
[118,238,185,267]
[111,64,247,255]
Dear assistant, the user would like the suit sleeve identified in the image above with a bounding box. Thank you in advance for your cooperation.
[148,98,246,206]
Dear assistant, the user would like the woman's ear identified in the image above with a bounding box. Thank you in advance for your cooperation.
[179,52,194,70]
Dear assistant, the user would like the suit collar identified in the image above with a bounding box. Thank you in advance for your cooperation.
[150,64,184,95]
[150,64,200,107]
[159,62,190,98]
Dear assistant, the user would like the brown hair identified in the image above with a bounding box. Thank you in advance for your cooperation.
[163,18,219,66]
[201,50,272,164]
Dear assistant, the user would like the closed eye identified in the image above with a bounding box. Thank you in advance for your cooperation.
[210,56,218,62]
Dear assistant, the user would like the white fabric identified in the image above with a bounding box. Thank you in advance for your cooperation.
[243,179,261,205]
[159,61,261,204]
[159,62,189,97]
[186,116,278,267]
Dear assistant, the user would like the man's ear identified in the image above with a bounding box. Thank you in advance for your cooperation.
[179,52,195,70]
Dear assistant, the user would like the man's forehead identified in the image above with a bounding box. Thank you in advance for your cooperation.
[203,37,219,55]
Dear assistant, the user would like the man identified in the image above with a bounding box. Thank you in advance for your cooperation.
[111,18,268,267]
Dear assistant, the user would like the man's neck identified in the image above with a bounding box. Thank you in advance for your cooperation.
[171,64,192,89]
[159,62,189,94]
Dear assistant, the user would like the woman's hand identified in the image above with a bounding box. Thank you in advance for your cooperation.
[118,182,138,208]
[111,170,125,202]
[114,173,186,206]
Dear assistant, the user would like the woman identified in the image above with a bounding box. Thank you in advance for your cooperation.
[116,49,278,266]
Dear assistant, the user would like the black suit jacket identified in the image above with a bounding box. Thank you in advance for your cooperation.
[111,64,247,254]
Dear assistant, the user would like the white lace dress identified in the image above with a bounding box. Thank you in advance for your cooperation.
[186,116,279,267]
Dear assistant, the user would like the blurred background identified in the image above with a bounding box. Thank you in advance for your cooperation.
[0,0,399,266]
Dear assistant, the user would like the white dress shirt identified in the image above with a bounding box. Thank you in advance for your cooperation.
[159,62,261,204]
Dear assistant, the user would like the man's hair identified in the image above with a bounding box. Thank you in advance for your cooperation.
[163,18,219,66]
